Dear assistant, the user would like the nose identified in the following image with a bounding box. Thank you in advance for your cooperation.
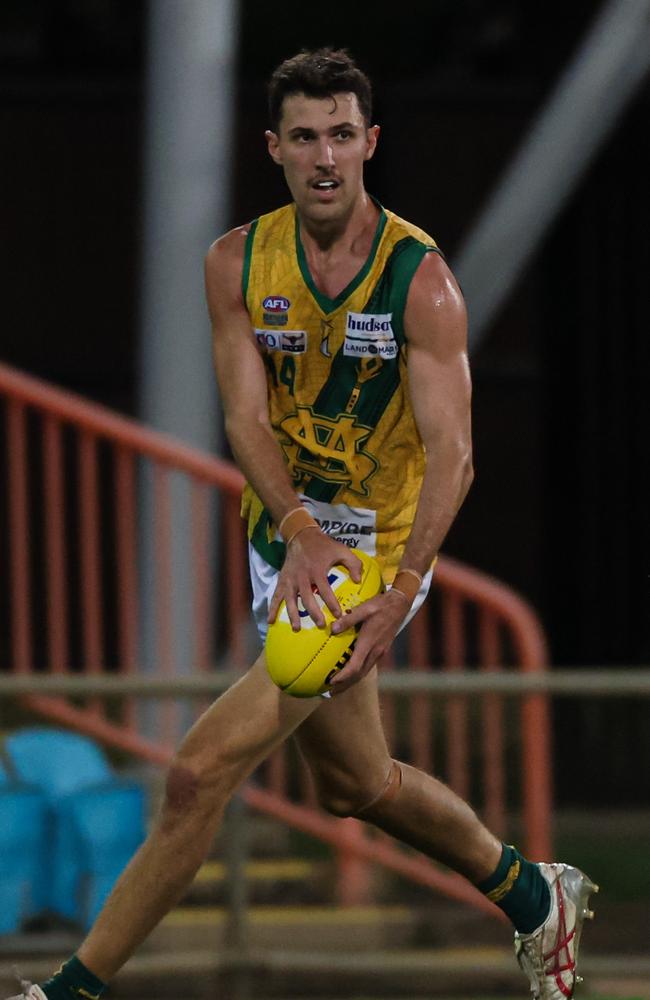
[315,137,335,169]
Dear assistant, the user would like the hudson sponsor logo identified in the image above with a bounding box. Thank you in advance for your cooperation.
[344,312,397,359]
[255,329,307,354]
[262,295,290,313]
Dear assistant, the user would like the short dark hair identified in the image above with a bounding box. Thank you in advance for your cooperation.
[268,48,372,132]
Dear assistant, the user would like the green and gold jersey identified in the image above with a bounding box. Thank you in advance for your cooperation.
[241,200,441,582]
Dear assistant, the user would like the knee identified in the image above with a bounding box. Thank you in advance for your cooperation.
[163,760,201,815]
[317,784,361,818]
[316,761,398,819]
[160,752,224,830]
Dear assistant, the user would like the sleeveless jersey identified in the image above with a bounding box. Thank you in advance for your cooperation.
[241,200,441,582]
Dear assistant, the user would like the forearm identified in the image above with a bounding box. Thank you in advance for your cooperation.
[399,443,473,577]
[226,416,302,528]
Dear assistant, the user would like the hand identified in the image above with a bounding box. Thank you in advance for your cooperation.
[267,530,362,631]
[327,589,410,694]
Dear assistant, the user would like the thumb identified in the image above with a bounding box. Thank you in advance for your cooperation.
[267,587,282,624]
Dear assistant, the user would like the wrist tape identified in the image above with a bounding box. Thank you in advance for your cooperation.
[391,568,423,606]
[278,506,319,544]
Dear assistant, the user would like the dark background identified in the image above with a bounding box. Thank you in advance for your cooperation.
[1,0,649,802]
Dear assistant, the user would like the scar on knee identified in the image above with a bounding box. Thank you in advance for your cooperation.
[165,763,199,811]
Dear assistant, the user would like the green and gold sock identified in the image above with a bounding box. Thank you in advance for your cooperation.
[41,956,106,1000]
[478,843,551,934]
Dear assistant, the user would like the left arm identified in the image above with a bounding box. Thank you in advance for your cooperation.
[329,252,473,690]
[396,251,473,576]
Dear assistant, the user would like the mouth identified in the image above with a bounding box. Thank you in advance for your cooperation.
[311,178,341,196]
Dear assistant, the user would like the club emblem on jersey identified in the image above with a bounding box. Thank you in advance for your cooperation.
[319,318,334,358]
[262,295,290,326]
[279,406,378,497]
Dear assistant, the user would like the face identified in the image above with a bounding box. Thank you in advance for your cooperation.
[265,92,379,224]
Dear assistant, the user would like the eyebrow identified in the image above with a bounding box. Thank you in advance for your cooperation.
[287,122,359,136]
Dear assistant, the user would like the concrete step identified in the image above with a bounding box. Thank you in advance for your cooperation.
[184,858,326,905]
[143,904,419,953]
[72,945,650,999]
[3,946,648,999]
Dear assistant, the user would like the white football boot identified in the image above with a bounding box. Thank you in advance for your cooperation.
[515,862,598,999]
[5,980,48,1000]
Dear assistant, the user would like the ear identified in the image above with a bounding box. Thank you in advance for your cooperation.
[265,129,283,165]
[364,124,380,162]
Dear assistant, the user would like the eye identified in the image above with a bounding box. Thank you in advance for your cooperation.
[336,129,352,140]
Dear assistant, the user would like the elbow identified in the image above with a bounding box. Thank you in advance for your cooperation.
[224,411,271,452]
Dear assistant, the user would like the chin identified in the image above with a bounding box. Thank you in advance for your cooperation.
[300,199,348,225]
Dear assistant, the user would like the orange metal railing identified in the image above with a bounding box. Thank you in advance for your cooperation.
[0,361,552,911]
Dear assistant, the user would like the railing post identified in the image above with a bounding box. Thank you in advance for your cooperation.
[223,792,252,1000]
[521,692,553,860]
[335,818,372,905]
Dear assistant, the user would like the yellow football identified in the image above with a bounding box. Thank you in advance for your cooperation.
[265,549,384,697]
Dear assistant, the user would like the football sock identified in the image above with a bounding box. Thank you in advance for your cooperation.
[41,956,106,1000]
[478,843,551,934]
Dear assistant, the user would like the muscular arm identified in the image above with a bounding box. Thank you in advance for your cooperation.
[399,251,473,575]
[329,252,472,690]
[205,231,360,630]
[205,230,300,525]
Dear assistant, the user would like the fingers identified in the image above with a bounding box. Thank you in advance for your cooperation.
[330,599,374,634]
[328,637,381,694]
[283,589,302,632]
[267,587,282,625]
[300,577,326,629]
[339,550,363,583]
[268,578,328,631]
[314,575,341,620]
[327,594,404,693]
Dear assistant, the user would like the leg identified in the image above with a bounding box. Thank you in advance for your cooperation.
[77,654,318,982]
[295,668,501,882]
[296,670,600,1000]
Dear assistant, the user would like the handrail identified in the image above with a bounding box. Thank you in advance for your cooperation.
[1,670,648,696]
[0,362,244,490]
[435,556,548,670]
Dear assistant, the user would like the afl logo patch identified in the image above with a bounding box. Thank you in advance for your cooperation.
[262,296,290,313]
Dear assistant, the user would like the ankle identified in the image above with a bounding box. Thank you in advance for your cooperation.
[41,957,106,1000]
[478,843,551,934]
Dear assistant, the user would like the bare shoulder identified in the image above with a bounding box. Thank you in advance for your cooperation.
[404,251,467,353]
[205,224,251,305]
[408,250,465,313]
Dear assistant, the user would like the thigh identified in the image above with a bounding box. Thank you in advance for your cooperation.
[294,668,392,791]
[178,652,319,786]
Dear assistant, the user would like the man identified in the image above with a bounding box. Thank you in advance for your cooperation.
[10,48,596,1000]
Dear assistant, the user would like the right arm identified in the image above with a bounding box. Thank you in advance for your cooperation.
[205,230,361,630]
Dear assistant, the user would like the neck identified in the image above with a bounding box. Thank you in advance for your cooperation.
[298,190,378,254]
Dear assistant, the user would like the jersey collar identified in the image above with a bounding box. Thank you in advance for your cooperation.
[294,197,388,315]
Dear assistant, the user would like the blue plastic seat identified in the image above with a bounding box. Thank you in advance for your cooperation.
[5,728,114,798]
[0,761,48,933]
[3,728,146,925]
[67,784,146,927]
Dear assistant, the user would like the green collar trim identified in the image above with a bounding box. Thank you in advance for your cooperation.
[295,199,388,315]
